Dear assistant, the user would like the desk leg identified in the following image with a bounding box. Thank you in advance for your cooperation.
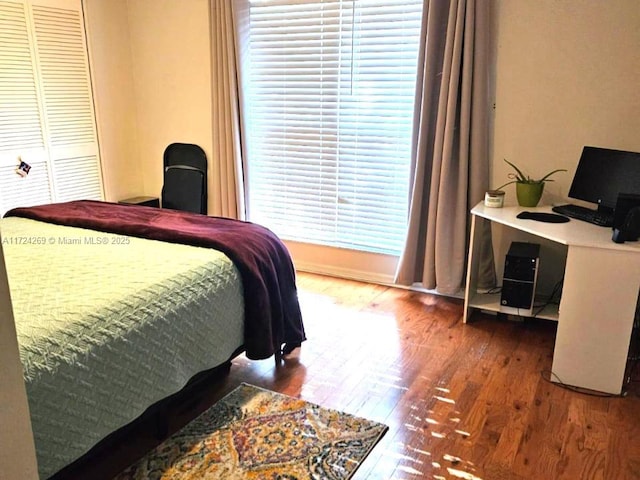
[552,246,640,394]
[463,214,480,323]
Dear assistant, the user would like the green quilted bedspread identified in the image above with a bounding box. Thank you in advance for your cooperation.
[1,217,245,479]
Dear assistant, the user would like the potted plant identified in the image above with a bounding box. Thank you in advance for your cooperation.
[496,159,566,207]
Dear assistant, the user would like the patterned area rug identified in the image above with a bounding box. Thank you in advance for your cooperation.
[114,383,388,479]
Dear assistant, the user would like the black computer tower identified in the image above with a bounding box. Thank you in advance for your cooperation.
[500,242,540,315]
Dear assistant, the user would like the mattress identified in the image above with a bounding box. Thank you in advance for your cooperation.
[1,217,244,479]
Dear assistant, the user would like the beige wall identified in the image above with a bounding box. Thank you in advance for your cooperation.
[85,0,213,206]
[489,0,640,293]
[126,0,214,206]
[84,0,143,202]
[491,0,640,207]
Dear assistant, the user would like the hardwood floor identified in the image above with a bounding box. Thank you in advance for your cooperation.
[61,271,640,479]
[215,272,640,480]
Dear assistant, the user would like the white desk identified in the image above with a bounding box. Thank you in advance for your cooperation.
[464,202,640,394]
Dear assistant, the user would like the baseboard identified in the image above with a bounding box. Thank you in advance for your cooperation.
[285,240,464,299]
[294,260,395,285]
[294,261,465,301]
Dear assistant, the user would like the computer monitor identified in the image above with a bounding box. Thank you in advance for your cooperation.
[569,146,640,212]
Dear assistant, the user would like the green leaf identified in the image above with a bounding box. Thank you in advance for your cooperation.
[503,159,528,182]
[496,180,517,190]
[538,168,567,183]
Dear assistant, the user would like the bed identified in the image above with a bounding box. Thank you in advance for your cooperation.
[1,200,305,479]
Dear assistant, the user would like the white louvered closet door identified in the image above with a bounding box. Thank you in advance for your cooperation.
[0,0,103,215]
[0,0,52,211]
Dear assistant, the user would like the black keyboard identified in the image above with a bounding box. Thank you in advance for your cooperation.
[551,204,614,227]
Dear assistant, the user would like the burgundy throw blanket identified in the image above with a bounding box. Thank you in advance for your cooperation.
[6,200,305,360]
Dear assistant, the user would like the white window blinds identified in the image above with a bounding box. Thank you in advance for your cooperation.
[0,0,103,215]
[236,0,423,255]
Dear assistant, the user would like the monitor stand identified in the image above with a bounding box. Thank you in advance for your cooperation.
[597,204,614,215]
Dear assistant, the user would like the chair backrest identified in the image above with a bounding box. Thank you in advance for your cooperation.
[161,143,207,214]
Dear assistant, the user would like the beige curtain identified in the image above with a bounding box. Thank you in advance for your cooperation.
[395,0,495,295]
[210,0,245,220]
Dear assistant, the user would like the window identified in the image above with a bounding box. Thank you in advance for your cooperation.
[235,0,423,255]
[0,0,103,215]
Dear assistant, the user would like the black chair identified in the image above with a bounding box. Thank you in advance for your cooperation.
[161,143,207,215]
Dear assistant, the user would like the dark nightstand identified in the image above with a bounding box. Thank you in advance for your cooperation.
[118,196,160,208]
